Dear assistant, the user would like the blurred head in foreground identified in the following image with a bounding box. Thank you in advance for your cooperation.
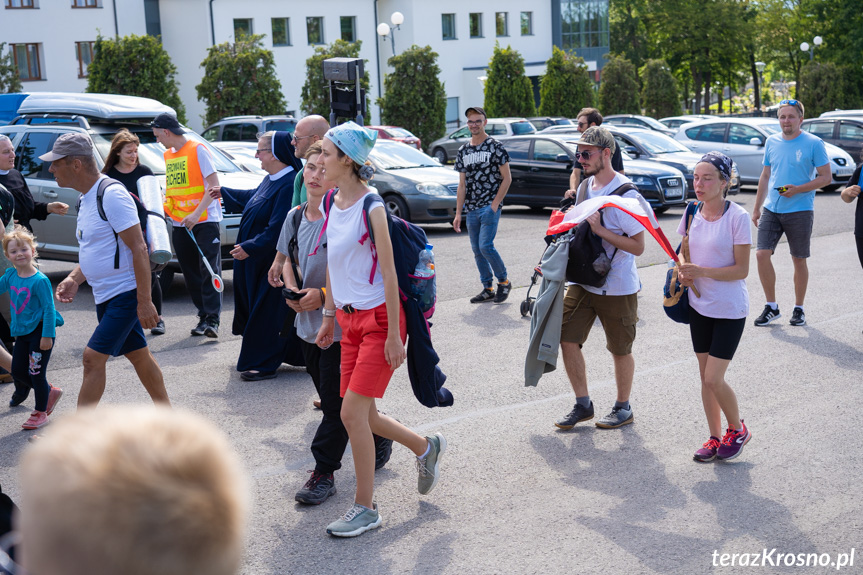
[18,406,249,575]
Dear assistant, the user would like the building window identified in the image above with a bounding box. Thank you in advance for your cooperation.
[445,97,460,126]
[561,0,609,50]
[12,43,42,81]
[340,16,356,42]
[521,11,533,35]
[71,0,98,7]
[495,12,508,37]
[307,17,324,45]
[5,0,36,8]
[469,13,482,38]
[441,13,456,40]
[233,18,253,38]
[76,41,95,78]
[272,18,290,46]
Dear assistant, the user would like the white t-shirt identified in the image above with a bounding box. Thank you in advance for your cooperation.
[77,175,140,304]
[168,144,223,226]
[580,173,644,296]
[324,191,386,310]
[677,201,752,319]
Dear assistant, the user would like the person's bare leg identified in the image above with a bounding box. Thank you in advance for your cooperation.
[368,402,428,455]
[79,347,109,408]
[0,344,11,373]
[696,352,723,438]
[561,341,588,397]
[611,353,634,403]
[340,390,376,509]
[792,256,809,307]
[124,347,170,405]
[756,249,776,303]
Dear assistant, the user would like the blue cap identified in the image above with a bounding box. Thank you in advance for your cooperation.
[324,121,377,165]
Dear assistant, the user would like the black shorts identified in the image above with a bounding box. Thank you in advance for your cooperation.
[688,307,746,361]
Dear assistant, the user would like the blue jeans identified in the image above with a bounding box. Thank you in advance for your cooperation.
[465,204,507,288]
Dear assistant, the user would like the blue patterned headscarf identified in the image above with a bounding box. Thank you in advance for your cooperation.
[698,151,733,181]
[324,121,377,165]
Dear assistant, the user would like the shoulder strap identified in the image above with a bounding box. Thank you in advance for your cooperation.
[361,194,388,285]
[95,177,125,269]
[685,201,700,233]
[309,189,337,257]
[287,202,306,287]
[574,178,591,205]
[610,182,638,197]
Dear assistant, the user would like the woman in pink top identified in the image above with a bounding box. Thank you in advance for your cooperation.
[678,152,753,462]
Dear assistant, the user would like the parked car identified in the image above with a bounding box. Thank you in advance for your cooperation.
[365,140,458,223]
[499,134,688,213]
[201,115,297,142]
[2,92,265,291]
[527,117,573,131]
[212,142,267,175]
[365,125,422,150]
[675,117,857,190]
[820,109,863,118]
[602,114,677,136]
[802,116,863,163]
[428,118,536,163]
[659,115,713,130]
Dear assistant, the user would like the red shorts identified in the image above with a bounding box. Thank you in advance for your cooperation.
[338,301,407,399]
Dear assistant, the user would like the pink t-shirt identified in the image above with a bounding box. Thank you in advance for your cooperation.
[677,201,752,319]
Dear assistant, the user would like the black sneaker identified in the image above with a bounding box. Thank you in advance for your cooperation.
[790,307,806,326]
[204,316,219,338]
[753,305,781,326]
[470,288,495,303]
[190,317,207,336]
[493,281,512,304]
[9,387,30,407]
[295,470,336,505]
[374,434,393,470]
[554,401,594,430]
[151,319,166,335]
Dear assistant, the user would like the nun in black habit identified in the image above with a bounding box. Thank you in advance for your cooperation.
[210,131,304,380]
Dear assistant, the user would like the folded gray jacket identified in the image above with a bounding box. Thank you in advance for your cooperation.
[525,234,572,386]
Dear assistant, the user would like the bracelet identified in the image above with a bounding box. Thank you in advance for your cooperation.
[319,289,325,307]
[322,308,337,317]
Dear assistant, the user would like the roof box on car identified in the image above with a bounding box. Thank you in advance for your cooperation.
[17,92,175,121]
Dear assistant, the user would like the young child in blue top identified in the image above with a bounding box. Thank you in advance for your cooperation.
[2,226,64,430]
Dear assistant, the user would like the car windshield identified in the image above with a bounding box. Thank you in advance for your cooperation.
[511,121,537,135]
[756,121,781,135]
[263,120,296,133]
[639,116,670,131]
[630,131,692,154]
[384,127,415,138]
[90,128,243,175]
[369,141,438,169]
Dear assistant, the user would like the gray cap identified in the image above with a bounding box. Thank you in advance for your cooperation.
[38,132,94,162]
[572,126,615,150]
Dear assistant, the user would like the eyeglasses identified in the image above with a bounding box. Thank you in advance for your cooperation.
[255,148,270,154]
[466,120,484,126]
[0,531,28,575]
[291,134,315,143]
[577,121,589,128]
[575,149,601,161]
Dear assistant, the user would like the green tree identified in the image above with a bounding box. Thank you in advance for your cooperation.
[0,43,23,94]
[196,34,285,128]
[376,45,446,152]
[798,61,842,117]
[609,0,652,73]
[538,46,594,117]
[300,39,371,120]
[598,55,640,114]
[86,34,185,123]
[640,59,681,118]
[483,43,535,118]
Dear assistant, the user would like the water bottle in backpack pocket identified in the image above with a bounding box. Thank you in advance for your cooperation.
[410,243,437,314]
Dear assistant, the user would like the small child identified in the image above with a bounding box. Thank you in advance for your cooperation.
[1,226,64,429]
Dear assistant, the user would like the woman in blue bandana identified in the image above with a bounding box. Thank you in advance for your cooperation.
[209,131,302,380]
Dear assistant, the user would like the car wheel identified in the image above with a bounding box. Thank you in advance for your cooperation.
[385,194,410,221]
[654,206,669,214]
[432,148,447,164]
[158,269,175,295]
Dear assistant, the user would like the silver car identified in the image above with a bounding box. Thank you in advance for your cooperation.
[428,118,536,164]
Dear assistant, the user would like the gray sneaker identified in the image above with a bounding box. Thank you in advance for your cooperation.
[416,432,447,495]
[326,503,382,537]
[595,406,634,429]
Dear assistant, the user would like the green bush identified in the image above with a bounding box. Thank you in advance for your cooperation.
[640,59,682,118]
[598,56,640,115]
[483,43,536,118]
[300,39,371,120]
[86,34,185,123]
[0,43,23,94]
[538,46,594,117]
[196,34,285,128]
[377,45,446,152]
[798,61,842,118]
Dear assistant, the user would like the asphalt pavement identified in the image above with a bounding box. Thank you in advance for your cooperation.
[1,190,861,574]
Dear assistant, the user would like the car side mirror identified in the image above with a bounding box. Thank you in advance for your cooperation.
[624,146,639,157]
[555,154,571,164]
[750,137,763,147]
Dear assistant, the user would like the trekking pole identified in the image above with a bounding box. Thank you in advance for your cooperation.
[185,227,224,293]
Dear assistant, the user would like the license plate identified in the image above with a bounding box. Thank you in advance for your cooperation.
[836,168,853,176]
[665,188,683,199]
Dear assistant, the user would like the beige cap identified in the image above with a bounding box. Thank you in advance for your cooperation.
[38,132,94,162]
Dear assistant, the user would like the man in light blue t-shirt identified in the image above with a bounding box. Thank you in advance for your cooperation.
[751,99,831,328]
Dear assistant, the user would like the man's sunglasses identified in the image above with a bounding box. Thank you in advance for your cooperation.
[575,150,601,161]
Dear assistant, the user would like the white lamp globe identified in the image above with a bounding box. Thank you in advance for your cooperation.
[814,36,823,46]
[800,42,809,52]
[391,12,404,26]
[377,22,391,37]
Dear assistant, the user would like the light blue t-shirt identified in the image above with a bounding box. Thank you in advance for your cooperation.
[763,130,829,213]
[0,268,64,338]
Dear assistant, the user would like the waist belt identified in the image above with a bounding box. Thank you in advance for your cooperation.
[341,304,357,314]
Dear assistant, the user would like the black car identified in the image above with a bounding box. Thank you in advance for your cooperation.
[802,116,863,164]
[500,135,687,213]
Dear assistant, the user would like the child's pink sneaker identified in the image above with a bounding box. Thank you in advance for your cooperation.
[22,410,49,430]
[46,385,63,415]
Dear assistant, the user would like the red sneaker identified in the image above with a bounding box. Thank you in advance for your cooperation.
[693,436,721,463]
[717,420,751,460]
[22,410,49,430]
[46,386,63,415]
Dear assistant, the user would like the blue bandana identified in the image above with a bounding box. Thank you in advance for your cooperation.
[324,121,377,165]
[698,151,733,181]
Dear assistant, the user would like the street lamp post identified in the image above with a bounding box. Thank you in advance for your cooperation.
[800,36,823,61]
[755,61,766,112]
[377,11,404,58]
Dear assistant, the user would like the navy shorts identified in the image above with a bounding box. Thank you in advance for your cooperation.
[88,289,148,357]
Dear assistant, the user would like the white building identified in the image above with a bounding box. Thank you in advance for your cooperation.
[2,0,610,132]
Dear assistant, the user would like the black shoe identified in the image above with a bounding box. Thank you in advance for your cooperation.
[9,388,29,407]
[190,317,207,336]
[554,401,594,430]
[151,319,166,335]
[374,434,393,470]
[204,317,219,338]
[295,470,336,505]
[493,281,512,303]
[753,305,781,326]
[470,288,495,303]
[790,307,806,326]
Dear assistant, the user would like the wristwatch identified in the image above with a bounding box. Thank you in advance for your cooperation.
[322,308,337,317]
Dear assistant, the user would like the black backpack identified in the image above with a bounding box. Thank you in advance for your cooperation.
[78,177,166,272]
[565,181,638,287]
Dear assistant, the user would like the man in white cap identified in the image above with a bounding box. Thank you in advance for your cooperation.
[49,133,169,408]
